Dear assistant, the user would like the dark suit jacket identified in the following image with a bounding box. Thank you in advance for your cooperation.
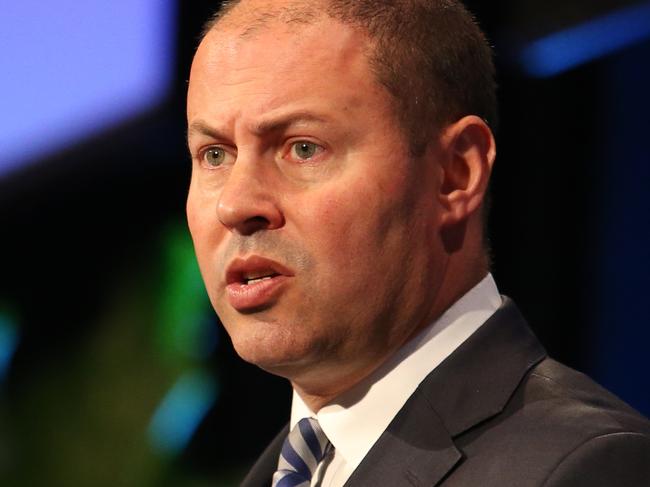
[241,297,650,486]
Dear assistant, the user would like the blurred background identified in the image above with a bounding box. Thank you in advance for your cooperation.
[0,0,648,485]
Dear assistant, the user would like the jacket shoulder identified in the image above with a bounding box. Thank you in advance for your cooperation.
[541,431,650,486]
[526,358,650,436]
[449,358,650,486]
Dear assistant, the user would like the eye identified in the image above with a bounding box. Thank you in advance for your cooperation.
[290,141,322,161]
[202,147,229,168]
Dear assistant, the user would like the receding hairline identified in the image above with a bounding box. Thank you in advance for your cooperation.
[202,0,327,39]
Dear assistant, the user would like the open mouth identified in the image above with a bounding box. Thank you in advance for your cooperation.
[225,256,293,310]
[241,271,281,286]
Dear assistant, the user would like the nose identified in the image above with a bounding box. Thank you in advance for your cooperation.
[216,158,284,235]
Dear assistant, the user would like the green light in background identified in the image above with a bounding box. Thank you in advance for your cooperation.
[152,221,222,457]
[157,222,216,362]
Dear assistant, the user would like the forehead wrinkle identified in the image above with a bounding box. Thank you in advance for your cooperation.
[248,112,333,137]
[187,110,333,149]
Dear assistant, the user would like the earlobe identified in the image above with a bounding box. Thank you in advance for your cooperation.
[438,115,496,226]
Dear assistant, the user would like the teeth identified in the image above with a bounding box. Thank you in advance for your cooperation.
[246,276,273,285]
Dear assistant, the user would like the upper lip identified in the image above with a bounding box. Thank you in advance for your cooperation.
[225,255,294,285]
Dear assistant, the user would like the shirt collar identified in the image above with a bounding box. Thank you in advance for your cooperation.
[290,273,501,475]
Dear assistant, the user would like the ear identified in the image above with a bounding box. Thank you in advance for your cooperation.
[437,115,496,226]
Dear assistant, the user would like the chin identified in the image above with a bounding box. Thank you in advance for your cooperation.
[235,347,313,381]
[227,323,313,374]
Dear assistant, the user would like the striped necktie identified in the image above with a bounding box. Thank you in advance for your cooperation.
[272,417,331,487]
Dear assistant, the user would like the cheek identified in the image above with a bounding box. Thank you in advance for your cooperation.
[297,184,396,273]
[310,171,431,286]
[295,190,362,256]
[187,182,221,244]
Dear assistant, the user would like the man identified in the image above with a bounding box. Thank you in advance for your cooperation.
[185,0,650,485]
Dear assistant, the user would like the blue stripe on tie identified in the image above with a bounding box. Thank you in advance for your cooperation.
[299,419,323,461]
[281,437,310,479]
[275,472,308,487]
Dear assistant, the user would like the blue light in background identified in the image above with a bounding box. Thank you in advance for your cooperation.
[520,1,650,78]
[148,370,218,455]
[0,314,19,382]
[0,0,176,177]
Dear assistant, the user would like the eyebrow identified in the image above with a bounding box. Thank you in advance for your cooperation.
[250,112,331,135]
[186,120,226,149]
[187,112,333,148]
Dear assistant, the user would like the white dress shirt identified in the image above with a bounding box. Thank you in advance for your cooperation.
[289,273,502,487]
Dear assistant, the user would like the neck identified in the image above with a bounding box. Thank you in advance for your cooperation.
[293,266,490,412]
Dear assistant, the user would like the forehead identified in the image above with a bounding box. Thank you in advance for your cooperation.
[188,14,387,125]
[198,17,366,76]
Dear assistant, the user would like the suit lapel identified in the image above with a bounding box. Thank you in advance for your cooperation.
[240,424,288,487]
[419,297,546,437]
[343,386,462,487]
[345,297,547,486]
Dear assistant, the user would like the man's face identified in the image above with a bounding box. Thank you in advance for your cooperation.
[186,14,448,389]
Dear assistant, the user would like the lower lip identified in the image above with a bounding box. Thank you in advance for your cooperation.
[225,275,289,311]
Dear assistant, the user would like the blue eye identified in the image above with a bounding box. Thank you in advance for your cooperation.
[291,141,319,160]
[204,147,226,167]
